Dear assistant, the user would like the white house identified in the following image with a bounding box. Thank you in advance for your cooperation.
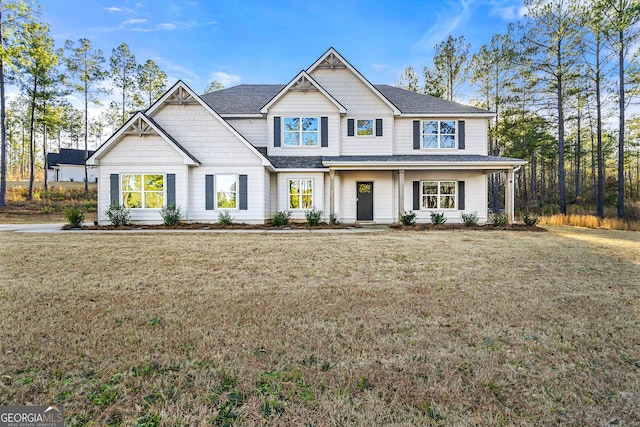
[87,48,526,225]
[47,148,97,183]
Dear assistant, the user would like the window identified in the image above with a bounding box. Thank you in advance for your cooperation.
[289,179,313,209]
[357,119,373,136]
[422,120,456,149]
[421,181,456,209]
[283,117,318,147]
[217,175,237,209]
[121,174,164,208]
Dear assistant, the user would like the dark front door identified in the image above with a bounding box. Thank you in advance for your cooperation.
[356,181,374,221]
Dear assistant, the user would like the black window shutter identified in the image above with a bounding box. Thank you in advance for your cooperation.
[375,119,383,137]
[347,119,354,136]
[274,116,281,147]
[205,174,214,210]
[110,174,119,206]
[413,120,420,149]
[239,174,248,210]
[321,116,328,147]
[458,120,465,150]
[458,181,465,210]
[413,181,420,210]
[166,174,176,207]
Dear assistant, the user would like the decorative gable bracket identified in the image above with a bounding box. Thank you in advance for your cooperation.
[317,52,346,69]
[165,86,199,105]
[290,75,318,92]
[124,117,157,137]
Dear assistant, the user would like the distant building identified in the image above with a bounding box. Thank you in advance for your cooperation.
[47,148,97,182]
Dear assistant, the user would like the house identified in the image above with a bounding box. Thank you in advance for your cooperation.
[47,148,97,183]
[87,48,526,225]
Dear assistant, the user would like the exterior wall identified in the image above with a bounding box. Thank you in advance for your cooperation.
[187,166,266,224]
[276,172,326,222]
[340,115,394,156]
[226,118,268,147]
[336,170,395,224]
[267,90,340,157]
[48,165,98,182]
[404,170,488,223]
[99,134,185,166]
[394,118,488,155]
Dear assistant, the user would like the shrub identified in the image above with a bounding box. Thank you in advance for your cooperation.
[160,205,182,226]
[305,207,324,226]
[430,211,447,225]
[64,206,85,227]
[490,213,509,227]
[400,210,417,226]
[105,204,130,227]
[271,210,291,227]
[460,211,479,226]
[330,212,340,225]
[218,210,234,225]
[522,213,539,227]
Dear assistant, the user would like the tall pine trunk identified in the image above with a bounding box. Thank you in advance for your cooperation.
[557,72,566,214]
[617,28,625,218]
[27,78,37,201]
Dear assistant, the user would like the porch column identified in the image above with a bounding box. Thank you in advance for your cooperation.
[506,168,514,224]
[398,169,405,219]
[329,168,335,217]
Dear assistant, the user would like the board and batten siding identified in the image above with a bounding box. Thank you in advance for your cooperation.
[152,103,263,166]
[225,118,268,147]
[188,166,266,224]
[267,90,340,157]
[393,118,488,155]
[337,171,395,224]
[404,171,488,223]
[276,172,326,221]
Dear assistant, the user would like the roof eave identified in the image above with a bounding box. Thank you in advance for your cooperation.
[323,160,528,170]
[399,112,496,119]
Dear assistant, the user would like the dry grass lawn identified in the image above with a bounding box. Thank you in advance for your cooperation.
[0,227,638,426]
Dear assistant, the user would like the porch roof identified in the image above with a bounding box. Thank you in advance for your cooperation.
[321,155,527,170]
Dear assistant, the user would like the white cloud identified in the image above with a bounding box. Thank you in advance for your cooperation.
[412,0,473,51]
[208,71,241,87]
[103,6,135,13]
[489,4,527,20]
[123,18,147,25]
[157,23,177,30]
[371,63,388,70]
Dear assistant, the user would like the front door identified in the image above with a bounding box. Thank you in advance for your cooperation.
[356,181,374,221]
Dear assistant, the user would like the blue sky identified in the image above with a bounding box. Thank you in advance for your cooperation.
[41,0,526,95]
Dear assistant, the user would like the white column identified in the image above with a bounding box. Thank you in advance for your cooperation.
[329,169,335,217]
[506,168,514,224]
[398,169,405,219]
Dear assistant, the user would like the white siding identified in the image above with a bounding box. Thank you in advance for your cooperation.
[267,90,340,157]
[337,171,395,224]
[50,165,98,183]
[404,171,488,223]
[394,118,488,155]
[276,172,326,222]
[340,116,394,156]
[153,103,263,166]
[99,134,185,166]
[226,118,268,147]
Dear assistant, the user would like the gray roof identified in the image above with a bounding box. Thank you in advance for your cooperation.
[200,83,492,116]
[322,155,524,164]
[47,148,95,167]
[268,156,325,169]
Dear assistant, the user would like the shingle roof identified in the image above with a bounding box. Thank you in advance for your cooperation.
[144,114,201,165]
[268,156,325,169]
[47,148,95,167]
[374,85,492,115]
[322,155,525,164]
[200,84,492,116]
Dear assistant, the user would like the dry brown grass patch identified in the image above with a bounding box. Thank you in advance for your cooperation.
[0,229,638,425]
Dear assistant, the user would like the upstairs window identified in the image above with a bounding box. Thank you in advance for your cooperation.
[357,119,373,136]
[283,117,319,147]
[421,181,456,209]
[422,120,456,149]
[121,174,164,208]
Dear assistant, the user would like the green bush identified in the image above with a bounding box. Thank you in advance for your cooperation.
[490,213,509,226]
[330,212,340,225]
[400,210,417,226]
[105,204,130,227]
[430,211,447,225]
[271,210,291,227]
[218,210,234,225]
[64,206,85,227]
[522,213,539,227]
[460,211,479,226]
[305,207,324,226]
[160,205,182,226]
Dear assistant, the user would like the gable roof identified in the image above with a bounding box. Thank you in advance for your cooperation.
[259,70,346,114]
[47,148,95,167]
[200,84,284,116]
[307,47,401,116]
[375,85,493,116]
[87,111,200,166]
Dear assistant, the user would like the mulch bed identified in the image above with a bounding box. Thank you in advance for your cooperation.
[389,223,546,232]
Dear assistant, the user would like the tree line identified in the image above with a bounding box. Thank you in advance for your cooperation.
[396,0,640,219]
[0,0,224,203]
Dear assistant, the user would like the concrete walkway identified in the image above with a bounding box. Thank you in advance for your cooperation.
[0,223,390,234]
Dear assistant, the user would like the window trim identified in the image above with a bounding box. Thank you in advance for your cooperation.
[120,173,165,209]
[282,116,320,147]
[216,174,238,210]
[288,178,314,210]
[420,180,457,210]
[421,120,457,150]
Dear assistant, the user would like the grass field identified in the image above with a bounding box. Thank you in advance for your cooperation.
[0,228,638,426]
